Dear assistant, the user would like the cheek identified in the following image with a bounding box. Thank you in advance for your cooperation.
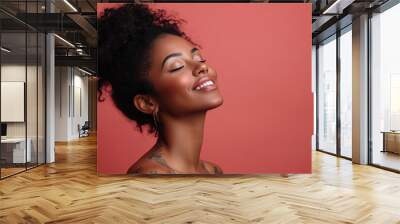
[156,72,194,100]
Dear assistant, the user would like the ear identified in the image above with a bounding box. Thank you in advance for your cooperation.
[133,94,158,115]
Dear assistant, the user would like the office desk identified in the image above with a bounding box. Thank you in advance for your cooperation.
[1,138,31,163]
[381,131,400,154]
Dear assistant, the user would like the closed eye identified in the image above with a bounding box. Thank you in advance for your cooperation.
[168,65,184,73]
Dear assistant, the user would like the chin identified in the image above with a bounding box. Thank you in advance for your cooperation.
[205,95,224,110]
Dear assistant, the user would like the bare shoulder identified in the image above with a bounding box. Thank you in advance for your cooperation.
[202,160,223,174]
[127,150,172,174]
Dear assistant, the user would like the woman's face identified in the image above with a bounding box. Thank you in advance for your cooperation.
[147,34,223,116]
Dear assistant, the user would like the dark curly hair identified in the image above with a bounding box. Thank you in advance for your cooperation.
[98,3,193,135]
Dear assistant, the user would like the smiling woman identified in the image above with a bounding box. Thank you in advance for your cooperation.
[98,3,224,174]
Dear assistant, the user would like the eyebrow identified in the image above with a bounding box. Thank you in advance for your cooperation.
[161,47,199,70]
[191,47,199,53]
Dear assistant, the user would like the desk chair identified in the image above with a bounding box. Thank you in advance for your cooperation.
[78,121,90,138]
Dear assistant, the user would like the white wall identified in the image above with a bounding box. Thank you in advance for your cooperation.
[1,65,26,129]
[55,66,89,141]
[55,66,69,141]
[72,72,89,138]
[1,64,40,137]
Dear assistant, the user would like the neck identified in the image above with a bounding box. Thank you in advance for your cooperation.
[156,111,206,172]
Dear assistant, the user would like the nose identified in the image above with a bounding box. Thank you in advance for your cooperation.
[193,61,208,77]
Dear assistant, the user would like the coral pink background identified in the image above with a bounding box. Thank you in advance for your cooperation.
[97,3,312,174]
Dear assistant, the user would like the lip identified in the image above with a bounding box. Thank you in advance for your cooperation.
[192,76,216,91]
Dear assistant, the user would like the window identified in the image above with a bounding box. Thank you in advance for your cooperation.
[317,35,337,154]
[339,27,352,158]
[370,2,400,171]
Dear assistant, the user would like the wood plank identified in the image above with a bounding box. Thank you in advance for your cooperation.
[0,134,399,223]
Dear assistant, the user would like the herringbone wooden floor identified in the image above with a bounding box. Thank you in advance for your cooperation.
[1,134,400,224]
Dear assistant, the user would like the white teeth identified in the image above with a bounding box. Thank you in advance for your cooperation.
[195,80,214,90]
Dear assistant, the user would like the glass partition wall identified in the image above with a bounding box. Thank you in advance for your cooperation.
[0,1,46,179]
[316,26,353,159]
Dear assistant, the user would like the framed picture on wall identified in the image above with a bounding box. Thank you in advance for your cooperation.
[97,3,313,175]
[1,81,25,122]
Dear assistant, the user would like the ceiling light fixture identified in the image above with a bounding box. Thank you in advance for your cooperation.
[54,34,75,48]
[77,67,93,76]
[63,0,78,12]
[322,0,355,15]
[1,47,11,53]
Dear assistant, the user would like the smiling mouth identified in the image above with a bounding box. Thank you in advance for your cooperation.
[193,80,217,91]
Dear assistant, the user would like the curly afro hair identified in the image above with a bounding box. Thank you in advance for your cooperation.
[98,3,193,135]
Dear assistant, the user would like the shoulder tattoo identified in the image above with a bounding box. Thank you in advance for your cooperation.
[148,151,169,168]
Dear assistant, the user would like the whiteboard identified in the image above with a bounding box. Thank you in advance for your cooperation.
[1,82,25,122]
